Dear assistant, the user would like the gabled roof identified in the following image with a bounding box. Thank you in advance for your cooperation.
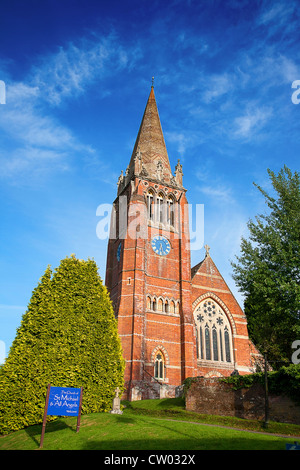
[191,251,225,282]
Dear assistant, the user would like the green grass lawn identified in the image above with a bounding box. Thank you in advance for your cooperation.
[0,398,299,451]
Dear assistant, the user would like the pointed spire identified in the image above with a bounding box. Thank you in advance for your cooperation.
[129,84,172,182]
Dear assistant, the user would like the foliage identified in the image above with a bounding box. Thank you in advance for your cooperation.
[0,255,125,435]
[222,364,300,403]
[231,166,300,365]
[182,377,198,398]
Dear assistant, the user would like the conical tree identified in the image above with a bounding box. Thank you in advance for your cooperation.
[0,256,124,435]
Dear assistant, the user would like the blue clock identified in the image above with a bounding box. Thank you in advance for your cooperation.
[151,235,171,256]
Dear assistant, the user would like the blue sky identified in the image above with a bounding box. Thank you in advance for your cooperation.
[0,0,299,362]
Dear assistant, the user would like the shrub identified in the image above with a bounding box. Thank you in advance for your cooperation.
[0,256,125,435]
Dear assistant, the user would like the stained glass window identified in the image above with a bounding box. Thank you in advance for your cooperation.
[193,298,233,364]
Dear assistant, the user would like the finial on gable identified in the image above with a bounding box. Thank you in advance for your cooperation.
[204,244,210,258]
[151,76,154,88]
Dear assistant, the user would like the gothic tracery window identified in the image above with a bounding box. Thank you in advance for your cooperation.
[194,298,233,364]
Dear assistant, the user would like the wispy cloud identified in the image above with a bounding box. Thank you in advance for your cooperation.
[0,32,141,184]
[31,33,137,106]
[0,81,93,182]
[233,105,273,139]
[202,73,233,103]
[165,130,198,155]
[256,0,299,35]
[197,184,235,205]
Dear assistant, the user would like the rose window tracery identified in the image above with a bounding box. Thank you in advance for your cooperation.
[193,298,233,364]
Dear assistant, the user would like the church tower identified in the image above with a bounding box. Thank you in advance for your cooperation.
[105,84,197,400]
[105,84,259,400]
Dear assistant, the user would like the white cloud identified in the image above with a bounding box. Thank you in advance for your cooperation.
[197,184,234,205]
[202,73,233,103]
[0,32,140,183]
[31,33,141,106]
[165,131,198,155]
[0,80,93,182]
[257,1,296,27]
[233,106,273,139]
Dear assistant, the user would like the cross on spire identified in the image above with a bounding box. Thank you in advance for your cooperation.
[204,244,210,257]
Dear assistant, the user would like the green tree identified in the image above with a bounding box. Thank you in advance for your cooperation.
[0,255,124,435]
[231,166,300,366]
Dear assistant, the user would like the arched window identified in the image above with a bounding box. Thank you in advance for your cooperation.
[170,300,175,313]
[167,195,175,226]
[146,189,155,221]
[193,298,233,364]
[158,298,163,312]
[205,325,211,360]
[224,327,231,362]
[157,192,164,223]
[154,351,164,380]
[165,299,169,313]
[153,297,157,311]
[147,296,152,310]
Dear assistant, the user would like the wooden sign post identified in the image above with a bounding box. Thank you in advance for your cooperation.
[40,384,83,449]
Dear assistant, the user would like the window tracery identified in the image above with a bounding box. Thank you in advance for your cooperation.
[154,351,165,380]
[193,298,233,364]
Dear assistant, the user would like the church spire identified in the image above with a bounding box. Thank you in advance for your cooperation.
[128,84,172,182]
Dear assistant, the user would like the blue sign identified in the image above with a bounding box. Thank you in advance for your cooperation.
[47,386,82,417]
[286,442,300,450]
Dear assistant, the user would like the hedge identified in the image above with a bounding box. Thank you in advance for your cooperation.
[0,255,125,435]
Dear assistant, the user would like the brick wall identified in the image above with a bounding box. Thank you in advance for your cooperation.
[185,377,300,425]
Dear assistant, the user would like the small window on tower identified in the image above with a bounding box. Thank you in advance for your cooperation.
[154,351,165,380]
[146,189,155,221]
[167,195,175,226]
[157,192,164,223]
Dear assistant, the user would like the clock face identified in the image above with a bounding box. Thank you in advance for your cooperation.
[151,235,171,256]
[117,242,122,261]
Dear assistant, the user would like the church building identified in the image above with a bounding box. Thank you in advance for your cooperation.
[105,84,258,400]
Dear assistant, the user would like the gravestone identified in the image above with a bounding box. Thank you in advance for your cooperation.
[110,387,123,414]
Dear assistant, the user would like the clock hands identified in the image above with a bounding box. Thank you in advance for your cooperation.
[151,236,170,256]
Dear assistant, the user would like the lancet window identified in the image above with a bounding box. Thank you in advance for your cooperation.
[154,351,165,380]
[167,195,175,226]
[157,192,164,223]
[146,189,176,227]
[146,189,155,221]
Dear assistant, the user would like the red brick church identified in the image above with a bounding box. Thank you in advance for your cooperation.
[105,85,259,400]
